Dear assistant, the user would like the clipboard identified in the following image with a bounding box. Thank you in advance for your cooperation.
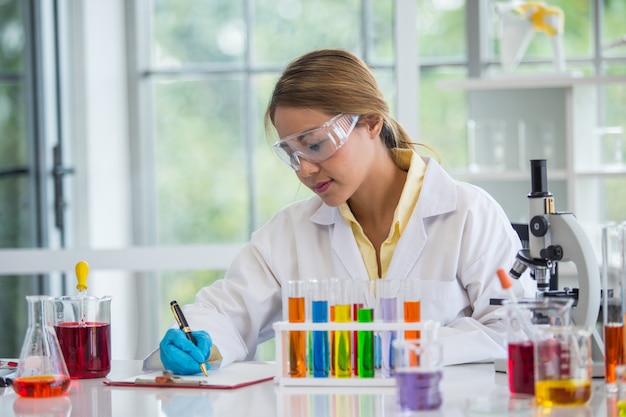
[104,361,276,389]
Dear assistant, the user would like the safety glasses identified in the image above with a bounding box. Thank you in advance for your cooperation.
[272,114,359,171]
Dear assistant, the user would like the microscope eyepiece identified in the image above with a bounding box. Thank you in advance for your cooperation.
[529,159,551,197]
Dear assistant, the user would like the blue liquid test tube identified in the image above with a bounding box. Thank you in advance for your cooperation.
[374,333,382,369]
[310,279,329,377]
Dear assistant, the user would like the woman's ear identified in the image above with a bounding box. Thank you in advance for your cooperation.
[364,115,384,139]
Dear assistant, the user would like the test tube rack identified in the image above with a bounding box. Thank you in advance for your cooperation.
[273,320,437,387]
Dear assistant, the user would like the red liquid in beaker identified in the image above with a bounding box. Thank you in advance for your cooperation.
[13,375,71,397]
[508,341,535,395]
[54,321,111,379]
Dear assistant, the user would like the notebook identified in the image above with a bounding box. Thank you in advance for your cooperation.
[104,361,276,389]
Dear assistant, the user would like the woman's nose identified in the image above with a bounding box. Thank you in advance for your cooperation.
[297,158,320,177]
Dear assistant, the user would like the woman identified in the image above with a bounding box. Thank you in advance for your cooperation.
[146,49,535,374]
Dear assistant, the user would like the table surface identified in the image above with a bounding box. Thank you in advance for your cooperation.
[0,360,614,417]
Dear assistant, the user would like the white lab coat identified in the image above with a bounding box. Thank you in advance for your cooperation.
[144,157,536,370]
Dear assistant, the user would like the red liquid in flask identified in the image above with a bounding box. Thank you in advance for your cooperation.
[55,321,111,379]
[13,375,71,398]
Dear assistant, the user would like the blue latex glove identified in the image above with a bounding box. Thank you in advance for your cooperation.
[160,329,213,375]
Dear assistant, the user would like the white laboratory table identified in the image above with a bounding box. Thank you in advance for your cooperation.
[0,360,614,417]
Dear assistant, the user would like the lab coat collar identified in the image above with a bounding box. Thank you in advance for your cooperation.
[308,157,458,281]
[414,156,457,218]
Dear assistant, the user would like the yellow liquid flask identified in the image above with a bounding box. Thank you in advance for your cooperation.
[13,296,71,398]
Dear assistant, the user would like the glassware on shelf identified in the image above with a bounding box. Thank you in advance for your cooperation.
[517,120,556,171]
[467,119,507,173]
[13,296,71,398]
[597,126,625,171]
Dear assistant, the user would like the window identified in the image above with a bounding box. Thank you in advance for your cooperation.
[0,1,67,357]
[139,0,404,345]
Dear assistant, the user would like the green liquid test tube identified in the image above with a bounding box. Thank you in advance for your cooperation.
[357,307,374,378]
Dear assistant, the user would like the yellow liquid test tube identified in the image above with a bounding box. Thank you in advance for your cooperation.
[334,304,352,378]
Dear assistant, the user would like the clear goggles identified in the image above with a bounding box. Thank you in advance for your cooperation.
[272,114,359,171]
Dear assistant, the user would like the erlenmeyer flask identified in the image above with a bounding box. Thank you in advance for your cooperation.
[13,296,71,398]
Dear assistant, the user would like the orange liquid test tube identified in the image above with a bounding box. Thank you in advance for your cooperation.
[601,223,626,391]
[402,280,421,340]
[288,280,307,378]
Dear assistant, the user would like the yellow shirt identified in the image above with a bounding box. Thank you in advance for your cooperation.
[339,149,426,279]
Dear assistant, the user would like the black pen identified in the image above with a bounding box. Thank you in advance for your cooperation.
[170,300,209,376]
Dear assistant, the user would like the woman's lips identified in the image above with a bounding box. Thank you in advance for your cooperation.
[313,180,332,194]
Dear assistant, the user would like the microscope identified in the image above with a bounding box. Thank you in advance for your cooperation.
[509,159,604,374]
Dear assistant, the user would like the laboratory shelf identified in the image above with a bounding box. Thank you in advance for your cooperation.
[437,74,626,228]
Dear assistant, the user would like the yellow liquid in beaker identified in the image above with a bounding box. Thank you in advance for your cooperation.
[535,379,591,406]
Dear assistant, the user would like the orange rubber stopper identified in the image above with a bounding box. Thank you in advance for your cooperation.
[497,268,512,290]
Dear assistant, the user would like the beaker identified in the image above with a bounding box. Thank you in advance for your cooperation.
[503,298,573,395]
[534,326,592,407]
[393,338,443,411]
[52,294,112,379]
[13,296,71,398]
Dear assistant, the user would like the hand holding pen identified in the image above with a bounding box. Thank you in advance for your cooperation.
[159,301,213,376]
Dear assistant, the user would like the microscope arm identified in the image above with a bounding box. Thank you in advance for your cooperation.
[547,213,601,329]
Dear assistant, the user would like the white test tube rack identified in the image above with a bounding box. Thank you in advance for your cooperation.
[273,320,437,387]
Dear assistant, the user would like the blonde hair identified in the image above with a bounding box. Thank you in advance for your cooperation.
[265,49,420,151]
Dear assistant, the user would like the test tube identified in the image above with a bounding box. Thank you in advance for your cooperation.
[352,283,365,376]
[378,279,399,377]
[304,280,313,375]
[310,279,329,378]
[333,279,353,378]
[288,280,307,378]
[602,222,626,391]
[356,280,376,378]
[402,280,421,340]
[328,278,339,377]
